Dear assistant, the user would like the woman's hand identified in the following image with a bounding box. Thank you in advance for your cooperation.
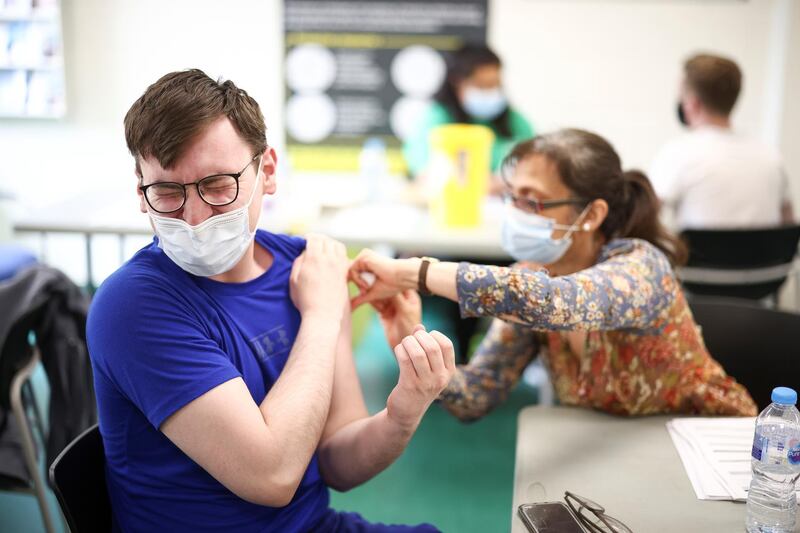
[348,249,419,309]
[372,290,422,349]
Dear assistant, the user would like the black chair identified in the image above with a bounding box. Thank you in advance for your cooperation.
[49,424,112,532]
[688,296,800,410]
[678,225,800,302]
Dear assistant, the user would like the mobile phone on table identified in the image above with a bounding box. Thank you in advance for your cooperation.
[518,502,589,533]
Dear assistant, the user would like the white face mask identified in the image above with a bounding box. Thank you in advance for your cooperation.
[462,87,507,121]
[148,157,262,277]
[501,201,590,264]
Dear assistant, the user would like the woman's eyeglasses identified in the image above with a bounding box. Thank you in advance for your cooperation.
[499,156,588,215]
[502,192,589,215]
[564,492,632,533]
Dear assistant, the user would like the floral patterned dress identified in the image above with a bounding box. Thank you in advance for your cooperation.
[439,238,757,421]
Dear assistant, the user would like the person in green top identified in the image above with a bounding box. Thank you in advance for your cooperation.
[403,43,535,183]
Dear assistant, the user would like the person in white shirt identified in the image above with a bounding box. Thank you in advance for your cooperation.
[650,53,793,230]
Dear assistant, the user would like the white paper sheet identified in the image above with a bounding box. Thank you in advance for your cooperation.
[667,421,732,500]
[667,417,800,502]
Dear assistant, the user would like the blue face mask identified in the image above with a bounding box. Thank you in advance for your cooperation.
[462,87,507,121]
[501,202,590,264]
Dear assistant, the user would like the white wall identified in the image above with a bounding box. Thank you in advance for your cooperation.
[0,0,285,209]
[781,1,800,203]
[491,0,796,182]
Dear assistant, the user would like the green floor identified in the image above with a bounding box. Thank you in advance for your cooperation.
[0,305,537,533]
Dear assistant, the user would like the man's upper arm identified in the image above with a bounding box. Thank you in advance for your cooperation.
[321,303,368,443]
[90,277,240,428]
[89,275,288,504]
[160,377,284,505]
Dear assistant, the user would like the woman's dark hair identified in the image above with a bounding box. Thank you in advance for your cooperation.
[503,129,687,266]
[434,43,513,138]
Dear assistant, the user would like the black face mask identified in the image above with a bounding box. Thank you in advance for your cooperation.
[677,101,688,126]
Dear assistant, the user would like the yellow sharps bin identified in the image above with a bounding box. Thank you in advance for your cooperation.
[427,124,494,228]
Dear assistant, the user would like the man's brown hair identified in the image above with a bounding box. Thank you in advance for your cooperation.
[124,69,267,176]
[684,54,742,116]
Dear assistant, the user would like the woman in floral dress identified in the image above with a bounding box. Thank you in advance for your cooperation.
[349,128,756,420]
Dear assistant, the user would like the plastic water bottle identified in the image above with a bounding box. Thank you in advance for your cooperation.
[746,387,800,533]
[358,137,388,203]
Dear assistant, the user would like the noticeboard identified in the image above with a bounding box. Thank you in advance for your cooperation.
[283,0,488,174]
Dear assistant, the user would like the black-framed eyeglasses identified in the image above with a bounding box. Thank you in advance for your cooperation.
[139,153,261,214]
[564,492,632,533]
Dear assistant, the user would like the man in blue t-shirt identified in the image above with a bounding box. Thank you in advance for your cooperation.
[86,69,455,533]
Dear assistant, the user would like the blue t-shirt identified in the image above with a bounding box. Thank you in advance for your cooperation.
[87,230,328,533]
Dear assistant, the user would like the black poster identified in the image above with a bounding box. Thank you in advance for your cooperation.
[283,0,489,173]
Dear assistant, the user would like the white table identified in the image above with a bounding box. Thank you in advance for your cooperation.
[512,406,800,533]
[311,201,508,259]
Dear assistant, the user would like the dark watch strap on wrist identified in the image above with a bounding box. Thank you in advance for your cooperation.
[418,258,436,296]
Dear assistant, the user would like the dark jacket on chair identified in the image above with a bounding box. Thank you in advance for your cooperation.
[0,264,95,478]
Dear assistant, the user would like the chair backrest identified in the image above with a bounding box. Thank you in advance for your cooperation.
[48,424,112,533]
[679,225,800,300]
[688,296,800,410]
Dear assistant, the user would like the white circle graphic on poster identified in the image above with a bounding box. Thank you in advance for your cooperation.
[286,94,337,143]
[390,45,445,98]
[390,97,433,140]
[286,44,337,93]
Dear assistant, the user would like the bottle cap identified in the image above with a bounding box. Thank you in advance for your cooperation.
[771,387,798,405]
